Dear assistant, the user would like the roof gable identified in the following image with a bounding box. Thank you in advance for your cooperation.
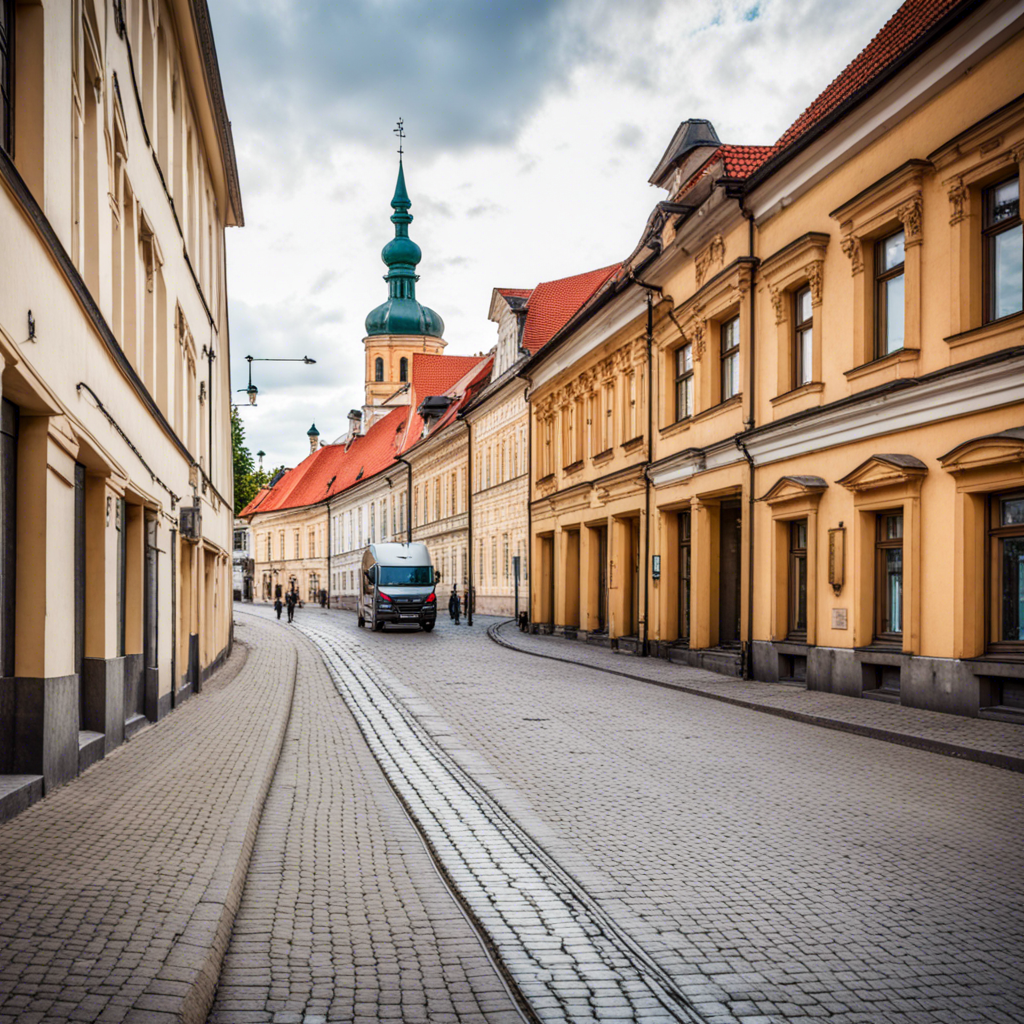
[521,264,621,354]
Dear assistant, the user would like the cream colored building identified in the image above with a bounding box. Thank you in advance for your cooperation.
[0,0,242,814]
[525,0,1024,720]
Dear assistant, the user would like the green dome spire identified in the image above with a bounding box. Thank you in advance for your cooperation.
[365,158,445,338]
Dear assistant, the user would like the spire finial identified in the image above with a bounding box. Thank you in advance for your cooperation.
[394,117,405,158]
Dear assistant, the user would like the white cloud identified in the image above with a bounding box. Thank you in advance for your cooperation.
[216,0,898,467]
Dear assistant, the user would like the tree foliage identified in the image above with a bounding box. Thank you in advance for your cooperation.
[232,408,259,515]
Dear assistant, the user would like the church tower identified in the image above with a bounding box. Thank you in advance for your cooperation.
[362,157,446,425]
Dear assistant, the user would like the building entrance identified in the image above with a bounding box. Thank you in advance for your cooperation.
[719,500,742,646]
[595,525,607,632]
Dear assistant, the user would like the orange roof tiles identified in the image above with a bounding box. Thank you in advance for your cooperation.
[520,264,621,354]
[411,352,487,397]
[497,288,533,300]
[771,0,966,159]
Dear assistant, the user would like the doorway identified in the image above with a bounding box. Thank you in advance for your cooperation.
[719,499,742,646]
[143,515,158,720]
[595,525,607,632]
[1,399,17,682]
[75,464,86,727]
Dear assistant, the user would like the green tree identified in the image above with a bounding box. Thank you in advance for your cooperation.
[232,408,258,515]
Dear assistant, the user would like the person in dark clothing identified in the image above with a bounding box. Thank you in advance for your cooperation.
[286,590,296,623]
[319,588,327,608]
[274,597,283,620]
[448,586,461,625]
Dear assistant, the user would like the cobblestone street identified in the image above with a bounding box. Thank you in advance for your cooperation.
[1,605,1021,1024]
[249,601,1024,1024]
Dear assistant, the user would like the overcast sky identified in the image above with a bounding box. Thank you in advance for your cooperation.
[210,0,901,471]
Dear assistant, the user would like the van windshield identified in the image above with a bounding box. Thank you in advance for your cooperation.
[378,565,434,587]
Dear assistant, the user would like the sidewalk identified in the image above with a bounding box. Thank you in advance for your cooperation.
[0,616,297,1024]
[489,621,1024,774]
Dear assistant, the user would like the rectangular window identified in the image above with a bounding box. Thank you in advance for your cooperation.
[875,230,905,356]
[794,286,813,387]
[983,176,1022,323]
[451,472,457,515]
[679,511,691,644]
[788,520,808,639]
[674,343,693,421]
[875,511,903,641]
[603,383,614,451]
[720,316,740,401]
[990,491,1024,650]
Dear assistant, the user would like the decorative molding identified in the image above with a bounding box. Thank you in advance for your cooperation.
[840,234,863,274]
[948,176,969,224]
[805,260,824,306]
[897,195,923,245]
[694,234,725,287]
[758,475,828,506]
[745,351,1024,466]
[768,285,785,324]
[938,429,1024,473]
[837,454,928,492]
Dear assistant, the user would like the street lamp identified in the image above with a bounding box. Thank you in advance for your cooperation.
[237,354,317,406]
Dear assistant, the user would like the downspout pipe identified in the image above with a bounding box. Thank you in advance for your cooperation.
[513,369,533,630]
[395,456,413,543]
[739,202,757,678]
[326,506,331,609]
[465,418,473,627]
[626,274,663,659]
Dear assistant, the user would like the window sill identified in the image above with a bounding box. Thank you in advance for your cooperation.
[620,436,645,453]
[659,417,692,440]
[537,473,555,486]
[691,394,742,424]
[562,460,584,475]
[844,347,920,381]
[944,310,1024,349]
[770,381,824,408]
[592,447,614,464]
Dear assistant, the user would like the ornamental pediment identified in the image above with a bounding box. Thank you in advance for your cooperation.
[837,454,927,492]
[939,428,1024,473]
[758,475,827,506]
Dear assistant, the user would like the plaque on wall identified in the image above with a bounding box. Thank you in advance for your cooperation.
[832,608,848,630]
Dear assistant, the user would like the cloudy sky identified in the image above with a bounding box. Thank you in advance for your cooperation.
[210,0,901,470]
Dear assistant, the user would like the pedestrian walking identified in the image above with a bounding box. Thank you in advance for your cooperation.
[319,588,327,608]
[448,586,461,625]
[286,590,296,623]
[274,596,283,620]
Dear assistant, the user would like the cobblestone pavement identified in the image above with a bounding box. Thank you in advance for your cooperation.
[209,610,522,1024]
[0,619,295,1024]
[253,603,1024,1024]
[490,623,1024,772]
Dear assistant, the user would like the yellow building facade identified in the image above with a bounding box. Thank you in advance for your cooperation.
[527,0,1024,718]
[0,0,242,813]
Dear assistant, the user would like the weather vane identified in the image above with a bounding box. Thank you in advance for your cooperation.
[394,118,405,158]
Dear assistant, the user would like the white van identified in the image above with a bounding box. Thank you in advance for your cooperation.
[358,542,437,632]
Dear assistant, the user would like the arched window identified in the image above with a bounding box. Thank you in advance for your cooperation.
[399,357,408,382]
[375,357,384,382]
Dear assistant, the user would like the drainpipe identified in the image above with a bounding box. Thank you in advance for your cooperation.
[738,202,757,679]
[626,278,663,659]
[513,370,533,631]
[326,506,331,609]
[396,455,413,543]
[205,341,215,482]
[465,418,473,627]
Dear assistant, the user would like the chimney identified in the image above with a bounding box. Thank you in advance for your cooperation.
[307,423,320,454]
[347,409,363,443]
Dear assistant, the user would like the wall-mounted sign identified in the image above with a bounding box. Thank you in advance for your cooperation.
[832,608,848,630]
[828,527,845,594]
[651,554,661,580]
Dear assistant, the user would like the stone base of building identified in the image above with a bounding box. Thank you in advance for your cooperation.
[474,595,517,617]
[0,774,44,824]
[0,674,80,792]
[82,656,125,755]
[752,641,1024,720]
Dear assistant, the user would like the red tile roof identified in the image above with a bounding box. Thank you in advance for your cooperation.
[671,0,973,200]
[411,352,487,397]
[771,0,966,158]
[520,264,621,354]
[426,358,494,435]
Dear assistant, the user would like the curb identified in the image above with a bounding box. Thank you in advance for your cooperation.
[126,619,299,1024]
[487,621,1024,775]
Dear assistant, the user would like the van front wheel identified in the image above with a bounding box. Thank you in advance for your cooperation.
[373,619,384,632]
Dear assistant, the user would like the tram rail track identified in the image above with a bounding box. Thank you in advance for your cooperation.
[299,622,731,1024]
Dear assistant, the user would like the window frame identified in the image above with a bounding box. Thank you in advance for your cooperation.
[720,315,740,402]
[982,175,1022,325]
[374,356,384,382]
[793,286,814,388]
[987,490,1024,655]
[787,519,808,641]
[874,511,904,644]
[874,230,906,358]
[674,342,693,422]
[399,356,408,382]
